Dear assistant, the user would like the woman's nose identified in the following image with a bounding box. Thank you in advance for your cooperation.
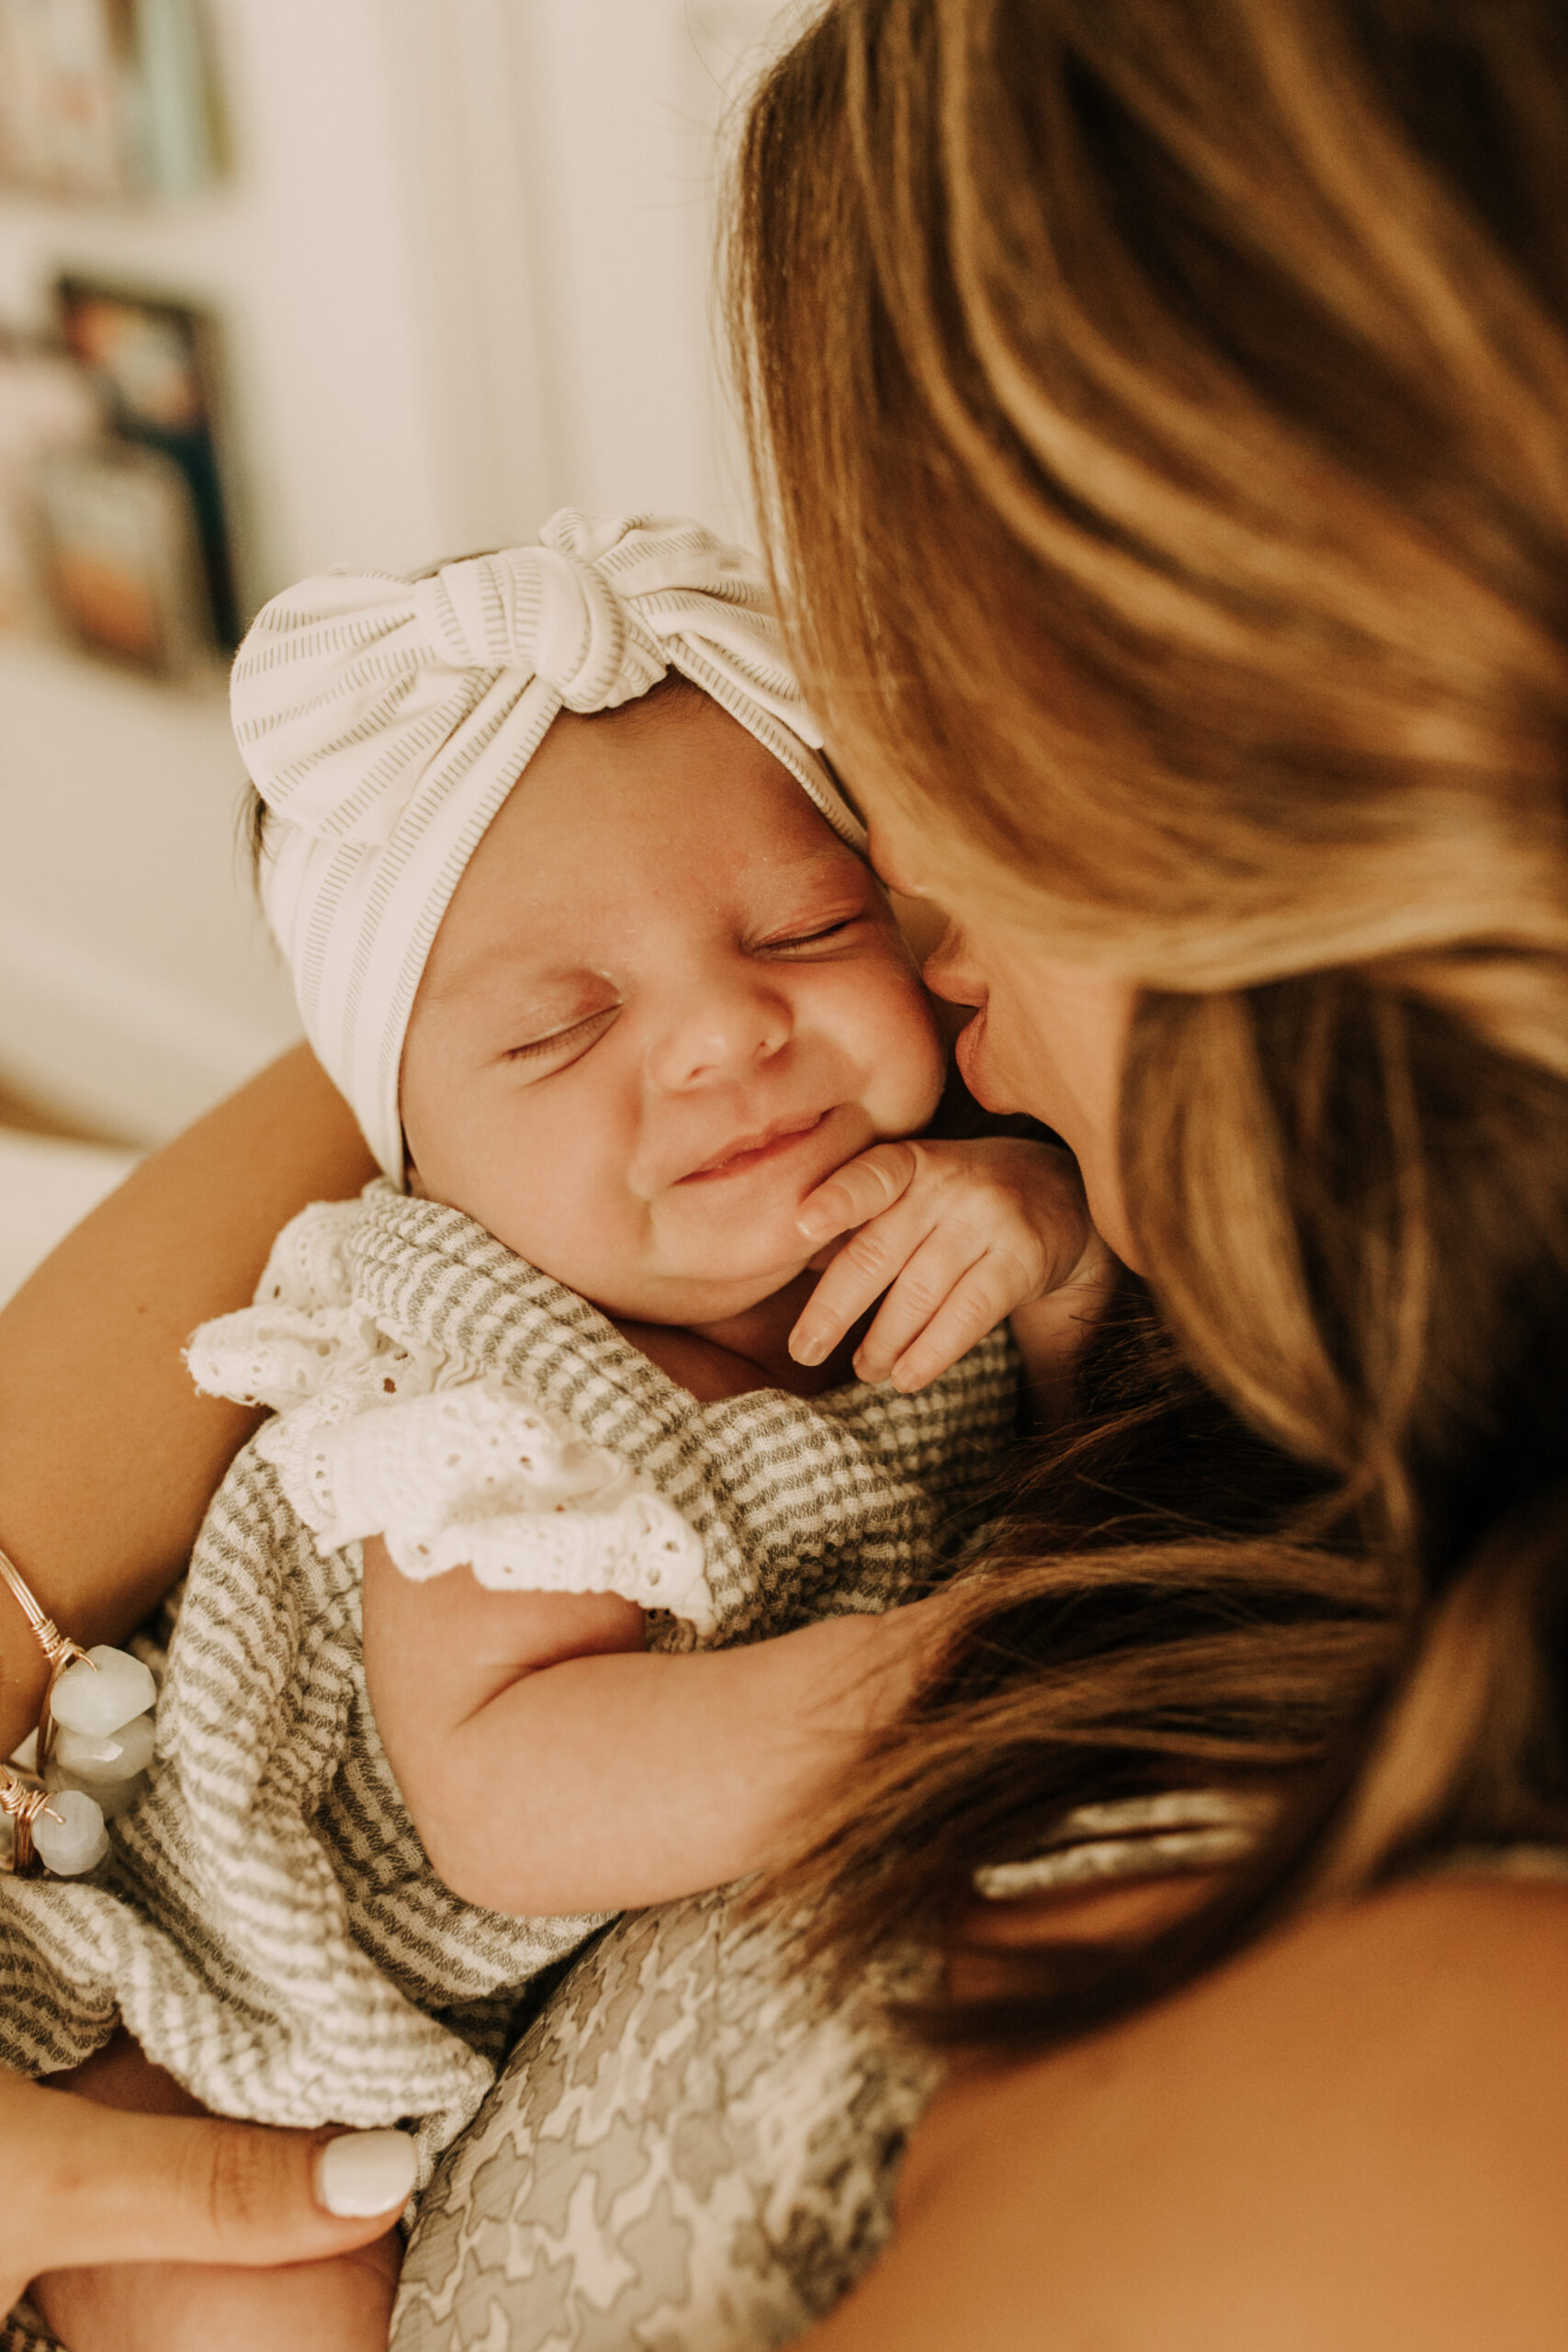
[646,970,792,1091]
[922,918,984,1009]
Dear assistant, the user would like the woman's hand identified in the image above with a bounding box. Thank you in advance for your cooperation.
[0,2062,413,2320]
[788,1136,1115,1396]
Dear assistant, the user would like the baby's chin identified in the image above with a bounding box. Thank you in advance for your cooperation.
[401,1160,817,1326]
[590,1253,818,1331]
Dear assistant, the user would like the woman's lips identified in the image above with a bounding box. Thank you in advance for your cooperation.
[678,1111,830,1184]
[953,1008,999,1104]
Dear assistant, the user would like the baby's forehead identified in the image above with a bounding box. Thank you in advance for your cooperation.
[513,692,863,872]
[424,704,871,998]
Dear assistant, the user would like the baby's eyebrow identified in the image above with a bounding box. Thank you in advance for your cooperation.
[761,842,878,896]
[424,943,607,1016]
[504,968,616,1023]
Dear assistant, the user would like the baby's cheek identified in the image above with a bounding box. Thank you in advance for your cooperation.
[870,978,948,1129]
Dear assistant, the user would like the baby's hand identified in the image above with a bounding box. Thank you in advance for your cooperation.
[790,1136,1113,1394]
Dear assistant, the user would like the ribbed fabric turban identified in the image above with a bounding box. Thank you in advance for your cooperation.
[232,509,863,1180]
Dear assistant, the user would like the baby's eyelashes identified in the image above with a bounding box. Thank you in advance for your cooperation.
[755,910,868,956]
[504,1005,620,1066]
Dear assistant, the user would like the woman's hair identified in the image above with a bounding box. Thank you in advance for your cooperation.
[729,0,1568,2040]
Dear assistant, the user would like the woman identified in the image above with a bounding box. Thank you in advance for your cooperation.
[6,0,1568,2342]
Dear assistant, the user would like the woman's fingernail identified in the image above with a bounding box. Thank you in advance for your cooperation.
[792,1329,829,1364]
[796,1203,833,1238]
[314,2129,418,2217]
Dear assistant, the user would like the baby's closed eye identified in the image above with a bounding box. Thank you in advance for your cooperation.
[504,1004,620,1066]
[766,917,859,950]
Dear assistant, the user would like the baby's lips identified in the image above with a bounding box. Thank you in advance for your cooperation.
[673,1106,834,1187]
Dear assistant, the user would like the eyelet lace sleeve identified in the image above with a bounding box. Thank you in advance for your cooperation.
[256,1380,714,1628]
[184,1196,417,1412]
[186,1199,715,1631]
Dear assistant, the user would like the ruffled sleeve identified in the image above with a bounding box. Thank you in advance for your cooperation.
[186,1196,715,1631]
[254,1379,714,1631]
[185,1197,399,1412]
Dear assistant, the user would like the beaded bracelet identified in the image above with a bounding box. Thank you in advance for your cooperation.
[0,1544,156,1877]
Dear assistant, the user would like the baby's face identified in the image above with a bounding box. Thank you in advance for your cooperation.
[400,692,946,1324]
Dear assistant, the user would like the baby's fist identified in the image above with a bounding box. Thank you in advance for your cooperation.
[790,1136,1107,1393]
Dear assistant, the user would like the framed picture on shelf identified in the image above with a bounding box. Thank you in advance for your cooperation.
[0,0,132,200]
[0,0,220,200]
[55,273,239,645]
[0,340,103,637]
[35,438,211,676]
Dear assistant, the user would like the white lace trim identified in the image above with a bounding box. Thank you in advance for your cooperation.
[185,1198,433,1414]
[186,1204,716,1632]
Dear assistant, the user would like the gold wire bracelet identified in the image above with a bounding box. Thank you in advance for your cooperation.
[0,1765,60,1874]
[0,1543,95,1769]
[0,1543,96,1873]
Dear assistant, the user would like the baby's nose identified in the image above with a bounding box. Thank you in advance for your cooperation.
[648,973,791,1090]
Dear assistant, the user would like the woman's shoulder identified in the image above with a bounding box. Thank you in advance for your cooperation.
[805,1878,1568,2350]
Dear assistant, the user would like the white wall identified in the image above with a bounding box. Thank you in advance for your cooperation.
[0,0,795,1142]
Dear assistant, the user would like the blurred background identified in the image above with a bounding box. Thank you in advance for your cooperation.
[0,0,801,1301]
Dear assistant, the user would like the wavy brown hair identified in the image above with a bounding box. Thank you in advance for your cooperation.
[730,0,1568,2040]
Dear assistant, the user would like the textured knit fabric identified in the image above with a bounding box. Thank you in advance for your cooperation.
[0,1186,1017,2192]
[235,511,863,1175]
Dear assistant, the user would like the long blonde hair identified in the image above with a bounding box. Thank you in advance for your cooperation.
[730,0,1568,2032]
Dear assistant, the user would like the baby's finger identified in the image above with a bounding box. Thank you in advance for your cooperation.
[880,1259,1026,1390]
[788,1237,901,1367]
[850,1230,1001,1385]
[790,1197,944,1369]
[795,1140,919,1245]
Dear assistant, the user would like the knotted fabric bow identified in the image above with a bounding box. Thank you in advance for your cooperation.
[232,510,862,1178]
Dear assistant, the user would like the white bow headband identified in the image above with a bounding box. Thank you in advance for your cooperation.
[232,509,863,1179]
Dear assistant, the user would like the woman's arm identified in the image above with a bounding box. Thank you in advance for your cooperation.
[796,1880,1568,2349]
[0,1046,373,1758]
[362,1534,953,1913]
[0,1048,394,2307]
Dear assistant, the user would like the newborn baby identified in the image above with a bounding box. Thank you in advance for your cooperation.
[2,514,1100,2352]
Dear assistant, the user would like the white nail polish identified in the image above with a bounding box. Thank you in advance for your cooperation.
[314,2129,417,2216]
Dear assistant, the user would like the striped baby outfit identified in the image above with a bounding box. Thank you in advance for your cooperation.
[0,1184,1017,2182]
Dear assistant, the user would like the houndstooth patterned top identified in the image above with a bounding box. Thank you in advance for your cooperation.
[0,1183,1018,2192]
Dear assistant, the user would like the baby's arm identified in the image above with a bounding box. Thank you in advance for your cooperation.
[362,1537,950,1917]
[363,1139,1101,1922]
[789,1135,1116,1404]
